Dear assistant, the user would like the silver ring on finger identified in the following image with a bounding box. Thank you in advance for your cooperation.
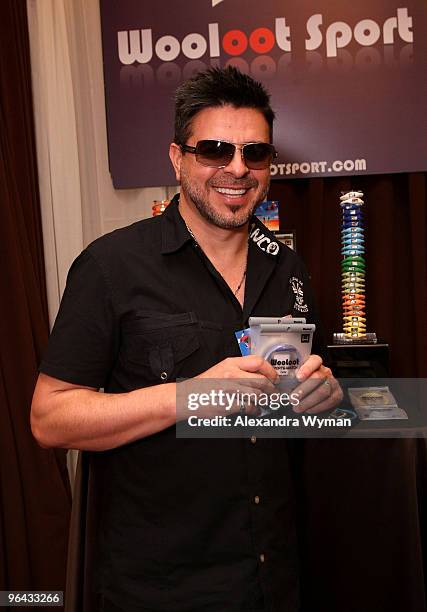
[323,379,332,394]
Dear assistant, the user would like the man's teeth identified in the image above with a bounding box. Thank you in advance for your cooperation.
[215,187,247,196]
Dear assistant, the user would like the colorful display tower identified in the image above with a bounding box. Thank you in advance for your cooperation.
[334,190,377,344]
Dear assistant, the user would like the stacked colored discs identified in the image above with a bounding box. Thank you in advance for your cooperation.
[340,191,366,339]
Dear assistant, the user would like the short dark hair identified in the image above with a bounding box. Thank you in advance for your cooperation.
[173,66,275,145]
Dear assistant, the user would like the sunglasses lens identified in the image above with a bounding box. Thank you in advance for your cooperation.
[195,140,234,167]
[193,140,275,169]
[243,143,275,169]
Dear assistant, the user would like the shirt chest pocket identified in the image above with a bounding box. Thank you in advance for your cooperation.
[120,311,201,387]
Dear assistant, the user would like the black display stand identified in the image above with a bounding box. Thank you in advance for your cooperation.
[327,343,390,378]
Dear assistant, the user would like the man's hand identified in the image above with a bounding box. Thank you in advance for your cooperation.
[177,356,279,418]
[198,355,278,387]
[292,355,343,414]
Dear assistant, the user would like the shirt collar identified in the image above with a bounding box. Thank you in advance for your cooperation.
[247,216,281,259]
[160,194,193,254]
[243,217,280,320]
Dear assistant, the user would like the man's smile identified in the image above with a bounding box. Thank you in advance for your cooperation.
[214,187,250,197]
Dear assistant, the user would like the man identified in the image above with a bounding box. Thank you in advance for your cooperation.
[31,67,341,611]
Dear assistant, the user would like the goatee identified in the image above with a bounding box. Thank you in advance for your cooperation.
[179,169,269,230]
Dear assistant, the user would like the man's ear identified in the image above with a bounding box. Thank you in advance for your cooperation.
[169,143,182,182]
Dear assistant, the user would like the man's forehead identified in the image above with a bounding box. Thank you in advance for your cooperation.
[188,105,270,142]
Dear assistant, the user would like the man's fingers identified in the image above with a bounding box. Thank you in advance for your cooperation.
[296,354,324,381]
[199,356,279,384]
[231,356,279,383]
[294,379,343,413]
[293,378,330,412]
[291,355,338,413]
[235,385,264,415]
[234,370,277,393]
[304,385,344,414]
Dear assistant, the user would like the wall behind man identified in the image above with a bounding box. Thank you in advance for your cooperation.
[27,0,178,327]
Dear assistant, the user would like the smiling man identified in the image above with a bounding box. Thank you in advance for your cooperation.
[174,106,271,227]
[31,67,341,612]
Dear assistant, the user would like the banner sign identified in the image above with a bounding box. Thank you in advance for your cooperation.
[100,0,427,188]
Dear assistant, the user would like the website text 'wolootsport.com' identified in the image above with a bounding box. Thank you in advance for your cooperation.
[270,158,367,176]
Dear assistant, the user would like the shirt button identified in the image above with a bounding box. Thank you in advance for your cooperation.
[259,553,265,563]
[250,436,257,444]
[254,495,260,504]
[160,372,168,381]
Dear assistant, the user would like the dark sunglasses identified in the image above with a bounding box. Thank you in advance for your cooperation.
[180,139,277,169]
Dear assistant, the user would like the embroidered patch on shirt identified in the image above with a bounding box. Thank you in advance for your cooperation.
[290,276,309,313]
[249,225,280,256]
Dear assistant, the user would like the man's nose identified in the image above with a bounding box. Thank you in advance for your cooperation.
[223,147,249,177]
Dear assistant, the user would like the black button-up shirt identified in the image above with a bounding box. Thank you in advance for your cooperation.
[41,196,324,612]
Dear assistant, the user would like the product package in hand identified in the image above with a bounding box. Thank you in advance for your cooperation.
[249,317,315,381]
[234,317,315,415]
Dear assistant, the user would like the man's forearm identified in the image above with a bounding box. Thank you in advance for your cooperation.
[31,376,177,451]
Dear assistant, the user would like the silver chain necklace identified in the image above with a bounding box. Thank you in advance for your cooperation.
[184,220,247,297]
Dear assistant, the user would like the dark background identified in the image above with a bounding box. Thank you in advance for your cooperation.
[0,1,71,610]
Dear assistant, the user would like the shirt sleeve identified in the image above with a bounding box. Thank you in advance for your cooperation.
[40,249,118,388]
